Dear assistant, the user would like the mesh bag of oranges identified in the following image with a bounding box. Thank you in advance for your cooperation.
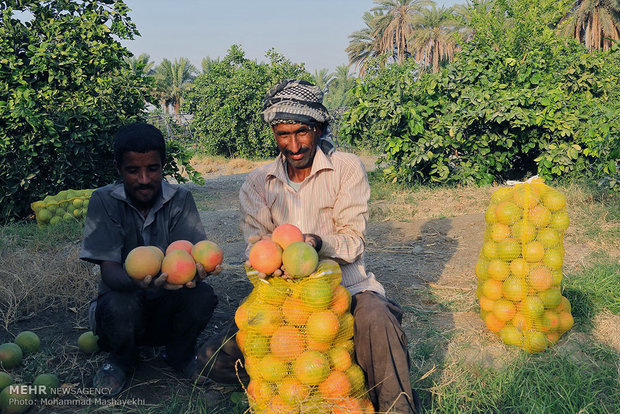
[236,224,374,413]
[476,178,574,353]
[30,188,95,228]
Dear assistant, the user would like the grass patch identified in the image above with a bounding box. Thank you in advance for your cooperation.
[0,219,84,253]
[416,340,619,413]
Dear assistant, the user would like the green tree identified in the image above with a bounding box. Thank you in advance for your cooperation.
[324,65,357,109]
[410,5,461,73]
[313,68,334,93]
[559,0,620,50]
[124,53,155,77]
[201,56,220,74]
[184,45,311,159]
[372,0,433,63]
[346,10,384,75]
[154,57,197,115]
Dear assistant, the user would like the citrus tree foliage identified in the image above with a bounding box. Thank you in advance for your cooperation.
[341,1,619,186]
[0,0,199,223]
[184,45,311,159]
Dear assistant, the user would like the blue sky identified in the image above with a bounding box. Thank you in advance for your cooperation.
[121,0,463,74]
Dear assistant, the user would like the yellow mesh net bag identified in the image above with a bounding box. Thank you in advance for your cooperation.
[237,259,375,413]
[476,178,574,353]
[30,188,94,227]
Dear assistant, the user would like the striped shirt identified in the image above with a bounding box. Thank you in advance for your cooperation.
[239,148,385,297]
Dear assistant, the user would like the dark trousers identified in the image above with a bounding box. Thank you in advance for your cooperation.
[95,283,218,373]
[197,290,418,414]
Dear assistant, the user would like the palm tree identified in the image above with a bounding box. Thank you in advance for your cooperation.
[559,0,620,51]
[313,68,335,93]
[325,65,356,108]
[371,0,433,64]
[452,0,496,42]
[409,6,462,73]
[201,56,220,74]
[154,57,197,116]
[124,53,155,77]
[346,10,383,75]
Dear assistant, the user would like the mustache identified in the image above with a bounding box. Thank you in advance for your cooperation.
[283,147,309,156]
[135,185,154,191]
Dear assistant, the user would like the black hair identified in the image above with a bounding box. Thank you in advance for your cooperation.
[113,123,166,165]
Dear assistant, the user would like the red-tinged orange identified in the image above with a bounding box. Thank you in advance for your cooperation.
[331,285,352,315]
[161,249,196,284]
[191,240,223,272]
[488,259,510,281]
[496,201,522,225]
[332,397,365,414]
[523,241,545,263]
[481,279,503,301]
[497,238,522,262]
[278,376,310,406]
[539,310,560,332]
[249,239,283,274]
[527,266,553,291]
[558,312,574,333]
[272,223,304,250]
[528,205,552,228]
[270,326,305,362]
[484,312,505,333]
[124,246,162,280]
[493,298,516,322]
[165,239,193,255]
[318,370,352,401]
[491,223,511,242]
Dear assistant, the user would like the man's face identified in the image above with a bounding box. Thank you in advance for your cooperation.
[115,150,163,209]
[272,123,321,170]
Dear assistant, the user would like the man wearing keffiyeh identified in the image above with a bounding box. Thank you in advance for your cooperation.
[196,79,421,413]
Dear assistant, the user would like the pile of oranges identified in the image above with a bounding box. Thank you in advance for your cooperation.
[476,179,574,353]
[237,257,374,413]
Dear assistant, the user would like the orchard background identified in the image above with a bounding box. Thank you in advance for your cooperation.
[0,0,618,413]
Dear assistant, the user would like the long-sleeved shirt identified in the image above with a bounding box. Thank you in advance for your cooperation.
[239,148,385,297]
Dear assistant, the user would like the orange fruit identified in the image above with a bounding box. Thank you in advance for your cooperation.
[247,304,282,336]
[270,326,305,361]
[546,332,560,344]
[165,239,193,254]
[258,354,288,382]
[328,346,353,371]
[484,312,505,333]
[556,296,572,313]
[497,238,522,261]
[482,241,499,260]
[499,325,523,347]
[491,223,511,242]
[235,302,250,330]
[523,241,545,262]
[360,398,375,414]
[502,276,527,302]
[524,330,548,353]
[542,190,566,211]
[493,298,516,322]
[479,295,496,312]
[536,228,560,248]
[476,258,489,281]
[491,187,514,204]
[268,395,299,414]
[511,220,536,243]
[511,312,526,330]
[124,246,162,280]
[513,185,540,209]
[319,370,352,400]
[551,270,563,286]
[249,239,283,274]
[306,337,332,352]
[244,333,271,358]
[337,313,355,341]
[509,258,530,278]
[527,266,553,291]
[481,279,503,301]
[487,259,510,281]
[282,295,311,326]
[306,310,340,344]
[236,329,248,353]
[331,285,352,315]
[247,378,276,406]
[485,206,498,225]
[293,351,330,385]
[496,201,522,225]
[278,376,310,406]
[521,296,545,319]
[300,278,333,310]
[550,211,570,232]
[558,311,574,333]
[335,340,355,356]
[539,310,560,332]
[543,248,563,270]
[538,287,562,309]
[272,223,304,250]
[256,277,290,306]
[244,355,260,378]
[528,205,552,228]
[345,364,367,395]
[332,397,365,414]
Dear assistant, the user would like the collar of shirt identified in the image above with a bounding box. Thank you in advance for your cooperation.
[266,147,334,185]
[109,181,177,228]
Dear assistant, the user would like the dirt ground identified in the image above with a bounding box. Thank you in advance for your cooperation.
[2,154,612,413]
